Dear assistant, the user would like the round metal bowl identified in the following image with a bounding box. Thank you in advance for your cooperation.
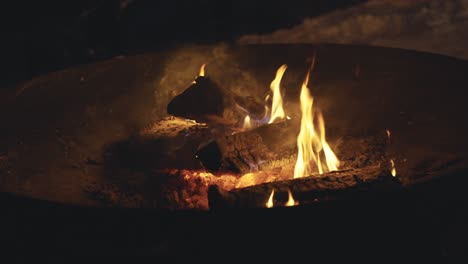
[1,43,467,257]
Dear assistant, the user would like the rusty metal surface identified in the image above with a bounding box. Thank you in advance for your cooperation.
[1,43,467,207]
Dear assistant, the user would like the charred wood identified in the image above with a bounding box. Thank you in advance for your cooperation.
[196,119,299,173]
[167,76,225,121]
[196,119,388,174]
[335,131,388,169]
[102,117,213,171]
[166,76,266,128]
[208,165,401,209]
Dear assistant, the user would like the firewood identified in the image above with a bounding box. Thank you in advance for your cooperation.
[167,76,225,121]
[196,119,299,173]
[166,76,266,127]
[335,132,388,169]
[208,165,401,209]
[103,117,213,171]
[196,118,388,174]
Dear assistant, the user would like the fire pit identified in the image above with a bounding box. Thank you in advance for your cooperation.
[1,43,468,257]
[1,43,467,209]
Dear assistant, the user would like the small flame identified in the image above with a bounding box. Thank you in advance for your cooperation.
[268,64,287,124]
[317,112,340,171]
[390,159,397,177]
[266,189,275,208]
[386,129,391,139]
[199,64,206,77]
[285,188,298,207]
[294,57,340,179]
[242,115,252,130]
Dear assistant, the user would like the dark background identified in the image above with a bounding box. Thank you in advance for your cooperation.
[0,0,366,88]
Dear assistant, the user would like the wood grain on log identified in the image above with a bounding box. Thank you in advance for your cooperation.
[197,118,388,174]
[208,165,401,209]
[196,120,298,173]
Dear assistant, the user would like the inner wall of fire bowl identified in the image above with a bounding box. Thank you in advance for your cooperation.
[2,43,468,210]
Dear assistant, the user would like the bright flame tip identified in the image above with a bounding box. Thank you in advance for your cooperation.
[266,189,275,208]
[268,64,288,124]
[199,64,206,77]
[390,159,397,177]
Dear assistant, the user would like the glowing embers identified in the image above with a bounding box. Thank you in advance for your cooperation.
[142,56,402,211]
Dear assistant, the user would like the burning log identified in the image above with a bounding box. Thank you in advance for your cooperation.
[196,119,299,173]
[196,116,388,174]
[166,65,266,126]
[194,60,388,175]
[336,132,389,169]
[208,165,401,209]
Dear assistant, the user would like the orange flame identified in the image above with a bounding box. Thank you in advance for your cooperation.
[199,64,206,77]
[242,115,252,130]
[386,129,391,139]
[294,58,340,178]
[285,188,298,207]
[390,159,396,177]
[317,112,340,171]
[294,71,319,178]
[266,189,275,208]
[268,64,287,124]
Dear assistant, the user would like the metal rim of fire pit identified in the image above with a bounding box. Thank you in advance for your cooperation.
[1,43,467,210]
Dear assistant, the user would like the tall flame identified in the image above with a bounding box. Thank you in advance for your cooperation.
[199,64,206,77]
[294,57,340,178]
[294,71,318,178]
[268,64,287,124]
[266,189,275,208]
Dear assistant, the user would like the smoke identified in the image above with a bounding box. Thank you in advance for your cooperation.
[239,0,468,60]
